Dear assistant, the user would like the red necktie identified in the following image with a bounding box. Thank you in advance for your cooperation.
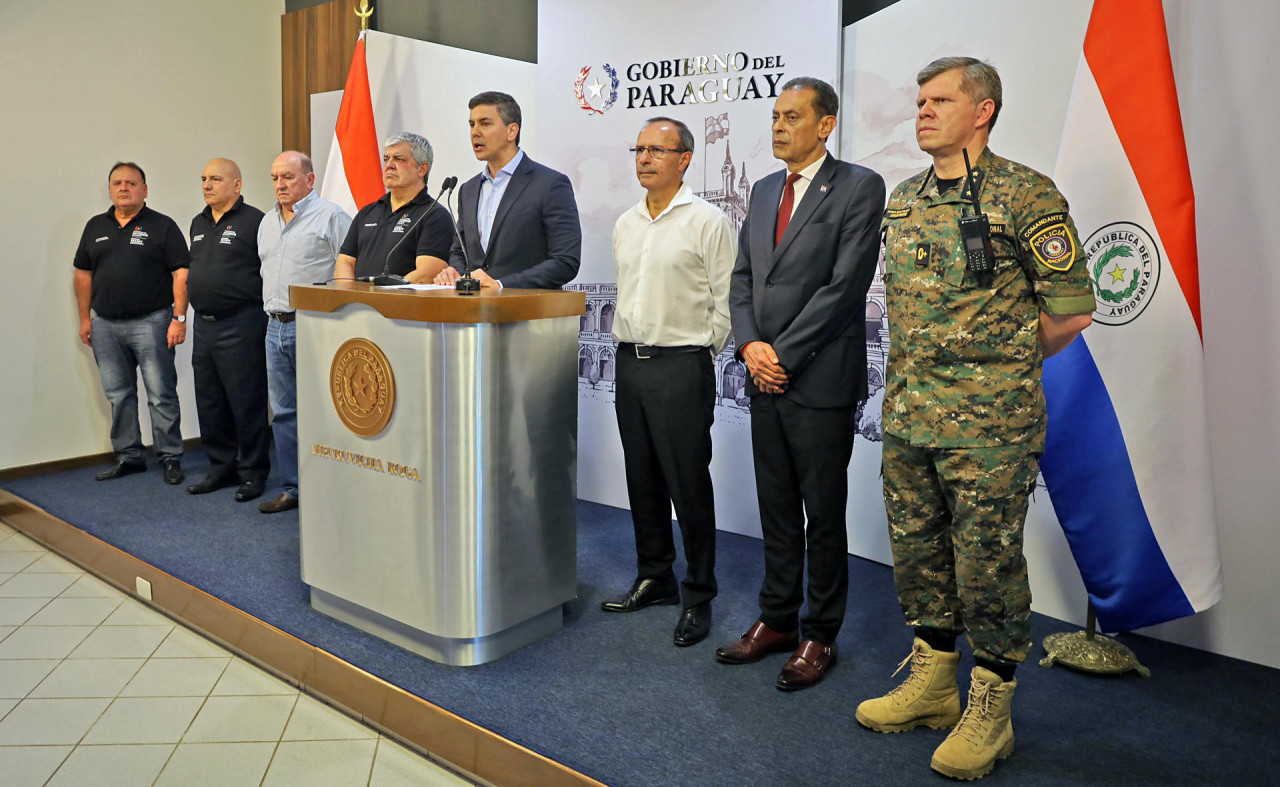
[775,173,802,247]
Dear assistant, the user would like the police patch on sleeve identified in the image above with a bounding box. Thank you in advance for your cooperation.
[1021,213,1077,272]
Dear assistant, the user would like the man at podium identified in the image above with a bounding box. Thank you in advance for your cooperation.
[434,91,581,289]
[334,132,455,285]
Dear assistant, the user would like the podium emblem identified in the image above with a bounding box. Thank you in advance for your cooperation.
[330,338,396,437]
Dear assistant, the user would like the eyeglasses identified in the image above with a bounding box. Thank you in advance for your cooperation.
[629,146,688,159]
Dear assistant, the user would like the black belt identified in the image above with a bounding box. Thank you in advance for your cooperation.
[195,303,257,322]
[268,312,296,322]
[618,342,709,359]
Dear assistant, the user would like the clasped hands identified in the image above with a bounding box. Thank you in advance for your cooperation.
[742,341,788,395]
[433,267,499,288]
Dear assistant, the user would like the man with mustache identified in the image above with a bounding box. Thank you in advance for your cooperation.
[73,161,190,485]
[717,78,886,690]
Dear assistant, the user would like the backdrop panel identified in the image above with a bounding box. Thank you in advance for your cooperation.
[537,0,856,547]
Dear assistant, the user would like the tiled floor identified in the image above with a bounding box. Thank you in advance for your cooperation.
[0,520,474,786]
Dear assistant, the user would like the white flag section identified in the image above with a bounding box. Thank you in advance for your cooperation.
[322,139,360,218]
[1040,0,1222,632]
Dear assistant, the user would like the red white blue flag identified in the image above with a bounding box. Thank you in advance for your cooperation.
[322,31,384,215]
[1040,0,1222,631]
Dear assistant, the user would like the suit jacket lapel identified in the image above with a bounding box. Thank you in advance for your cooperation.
[487,155,535,250]
[772,155,837,263]
[752,173,784,269]
[455,176,482,265]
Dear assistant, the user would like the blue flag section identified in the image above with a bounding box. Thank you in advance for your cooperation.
[1041,340,1194,631]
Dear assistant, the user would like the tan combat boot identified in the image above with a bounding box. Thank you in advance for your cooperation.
[930,666,1017,780]
[855,638,962,732]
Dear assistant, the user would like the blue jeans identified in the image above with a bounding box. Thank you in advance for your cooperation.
[90,307,183,464]
[265,317,298,498]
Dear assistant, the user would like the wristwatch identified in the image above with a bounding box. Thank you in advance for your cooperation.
[172,314,186,323]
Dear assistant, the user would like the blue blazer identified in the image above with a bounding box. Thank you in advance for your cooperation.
[448,154,582,290]
[729,154,886,408]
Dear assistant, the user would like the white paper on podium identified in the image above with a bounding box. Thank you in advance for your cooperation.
[379,283,454,291]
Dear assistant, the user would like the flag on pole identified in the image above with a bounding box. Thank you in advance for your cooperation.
[321,31,383,216]
[705,113,729,144]
[1040,0,1222,632]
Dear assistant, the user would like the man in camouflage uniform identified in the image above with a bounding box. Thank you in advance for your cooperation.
[855,57,1095,780]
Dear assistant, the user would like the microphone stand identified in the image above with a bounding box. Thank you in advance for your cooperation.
[365,177,457,286]
[448,185,481,295]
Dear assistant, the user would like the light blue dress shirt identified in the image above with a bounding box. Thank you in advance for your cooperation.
[477,149,524,254]
[258,191,352,314]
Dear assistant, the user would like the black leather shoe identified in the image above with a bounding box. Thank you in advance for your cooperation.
[259,493,299,514]
[674,602,712,647]
[235,479,266,502]
[187,473,237,495]
[160,458,184,485]
[95,461,146,481]
[600,577,680,613]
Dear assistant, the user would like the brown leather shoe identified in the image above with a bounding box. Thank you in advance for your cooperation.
[776,640,838,691]
[715,621,800,664]
[258,493,298,514]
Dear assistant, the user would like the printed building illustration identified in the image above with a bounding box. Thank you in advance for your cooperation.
[571,121,890,440]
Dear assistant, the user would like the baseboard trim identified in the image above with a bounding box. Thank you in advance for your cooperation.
[0,438,205,482]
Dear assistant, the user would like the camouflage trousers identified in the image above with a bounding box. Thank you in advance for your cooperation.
[881,432,1039,663]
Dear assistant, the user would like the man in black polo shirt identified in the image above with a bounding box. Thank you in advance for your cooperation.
[334,132,455,283]
[74,161,189,485]
[185,158,271,502]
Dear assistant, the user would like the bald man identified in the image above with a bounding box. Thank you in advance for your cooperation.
[184,158,272,501]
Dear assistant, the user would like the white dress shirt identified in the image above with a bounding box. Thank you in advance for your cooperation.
[778,151,829,223]
[612,182,736,354]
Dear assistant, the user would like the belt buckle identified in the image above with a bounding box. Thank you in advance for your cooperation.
[634,344,651,360]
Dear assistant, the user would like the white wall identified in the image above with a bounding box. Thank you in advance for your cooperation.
[0,0,283,469]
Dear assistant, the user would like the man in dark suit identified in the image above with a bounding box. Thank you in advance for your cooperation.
[434,91,581,290]
[715,77,886,691]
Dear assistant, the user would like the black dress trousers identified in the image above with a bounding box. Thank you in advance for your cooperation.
[191,305,272,481]
[750,394,855,644]
[614,349,718,607]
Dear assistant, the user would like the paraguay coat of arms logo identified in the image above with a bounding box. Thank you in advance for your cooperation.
[1084,221,1161,326]
[330,338,396,437]
[574,63,619,115]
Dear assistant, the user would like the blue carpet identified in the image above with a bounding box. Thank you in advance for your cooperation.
[4,451,1278,786]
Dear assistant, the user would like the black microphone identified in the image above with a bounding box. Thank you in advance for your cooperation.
[364,177,457,286]
[448,181,481,294]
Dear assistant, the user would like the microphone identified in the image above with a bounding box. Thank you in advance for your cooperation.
[448,181,481,294]
[364,177,458,286]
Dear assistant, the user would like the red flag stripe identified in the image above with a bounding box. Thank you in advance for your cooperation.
[1083,0,1201,339]
[335,34,384,210]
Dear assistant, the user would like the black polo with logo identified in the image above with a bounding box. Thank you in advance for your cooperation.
[73,205,190,319]
[339,187,455,279]
[187,196,266,316]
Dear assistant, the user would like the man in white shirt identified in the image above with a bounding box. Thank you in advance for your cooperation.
[599,117,736,648]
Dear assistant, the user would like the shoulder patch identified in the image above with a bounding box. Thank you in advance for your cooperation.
[1028,219,1076,272]
[885,206,912,220]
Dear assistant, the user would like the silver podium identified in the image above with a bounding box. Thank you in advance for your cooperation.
[291,283,585,666]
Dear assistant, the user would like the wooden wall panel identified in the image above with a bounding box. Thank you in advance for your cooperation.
[281,0,365,155]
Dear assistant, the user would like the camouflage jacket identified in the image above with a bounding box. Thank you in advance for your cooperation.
[881,148,1096,450]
